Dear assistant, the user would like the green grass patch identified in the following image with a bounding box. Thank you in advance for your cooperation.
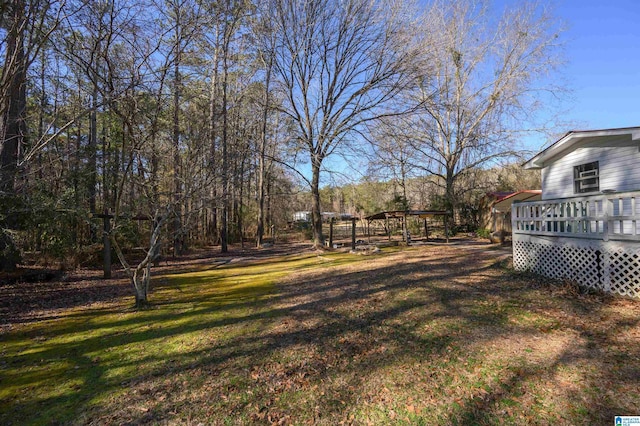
[0,251,367,424]
[1,245,638,425]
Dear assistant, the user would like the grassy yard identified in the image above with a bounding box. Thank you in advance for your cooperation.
[1,244,639,425]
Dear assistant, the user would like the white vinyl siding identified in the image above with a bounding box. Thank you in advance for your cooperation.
[541,137,640,200]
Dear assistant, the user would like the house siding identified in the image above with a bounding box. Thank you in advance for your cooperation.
[541,136,640,200]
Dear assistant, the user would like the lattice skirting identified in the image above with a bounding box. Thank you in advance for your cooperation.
[513,234,640,298]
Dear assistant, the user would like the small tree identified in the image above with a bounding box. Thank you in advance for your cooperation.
[111,210,167,308]
[95,1,170,308]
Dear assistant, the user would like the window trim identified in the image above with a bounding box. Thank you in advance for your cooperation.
[573,161,600,194]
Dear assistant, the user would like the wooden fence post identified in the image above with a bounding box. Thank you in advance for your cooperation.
[424,218,429,241]
[444,214,449,243]
[103,210,111,279]
[351,218,356,250]
[329,218,334,248]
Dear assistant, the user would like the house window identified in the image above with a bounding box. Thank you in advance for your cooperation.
[574,161,599,194]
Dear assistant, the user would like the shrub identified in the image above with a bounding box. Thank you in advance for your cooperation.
[475,228,492,239]
[0,229,21,272]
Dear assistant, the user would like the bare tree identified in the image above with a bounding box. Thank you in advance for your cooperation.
[0,0,65,270]
[252,3,276,247]
[366,117,418,207]
[268,0,418,246]
[0,0,304,290]
[162,0,203,255]
[86,0,173,308]
[203,0,251,253]
[0,0,68,195]
[406,0,564,216]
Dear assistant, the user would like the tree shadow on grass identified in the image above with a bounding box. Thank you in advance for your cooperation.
[1,246,638,425]
[0,243,315,327]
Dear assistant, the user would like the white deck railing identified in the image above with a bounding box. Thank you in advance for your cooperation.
[512,190,640,241]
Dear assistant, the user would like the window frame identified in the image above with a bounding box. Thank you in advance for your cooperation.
[573,161,600,194]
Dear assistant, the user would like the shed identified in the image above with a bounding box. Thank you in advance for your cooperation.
[485,189,542,233]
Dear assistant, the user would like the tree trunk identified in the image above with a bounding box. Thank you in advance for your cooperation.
[0,1,27,201]
[237,154,245,248]
[112,212,166,309]
[101,112,109,209]
[266,175,272,233]
[172,10,184,256]
[310,156,324,246]
[70,125,79,248]
[220,42,230,253]
[88,77,98,242]
[0,81,24,195]
[36,50,46,184]
[131,265,151,309]
[208,25,219,246]
[445,167,456,227]
[256,53,272,247]
[0,229,20,272]
[0,1,27,271]
[256,159,265,246]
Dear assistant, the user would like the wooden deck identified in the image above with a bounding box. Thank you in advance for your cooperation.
[512,190,640,242]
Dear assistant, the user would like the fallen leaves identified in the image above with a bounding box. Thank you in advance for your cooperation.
[3,243,640,425]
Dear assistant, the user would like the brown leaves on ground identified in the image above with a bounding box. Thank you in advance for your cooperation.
[0,267,130,329]
[2,241,639,425]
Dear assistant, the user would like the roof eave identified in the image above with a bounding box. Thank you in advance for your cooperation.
[522,156,544,170]
[522,127,640,170]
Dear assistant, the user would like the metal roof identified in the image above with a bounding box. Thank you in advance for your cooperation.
[492,190,542,213]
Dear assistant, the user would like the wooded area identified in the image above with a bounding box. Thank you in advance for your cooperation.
[0,0,562,305]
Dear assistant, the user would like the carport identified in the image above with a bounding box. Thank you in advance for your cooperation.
[364,210,450,243]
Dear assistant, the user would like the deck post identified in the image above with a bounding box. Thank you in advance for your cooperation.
[603,196,612,241]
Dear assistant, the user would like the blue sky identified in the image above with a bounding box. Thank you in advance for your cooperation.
[322,0,640,184]
[544,0,640,131]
